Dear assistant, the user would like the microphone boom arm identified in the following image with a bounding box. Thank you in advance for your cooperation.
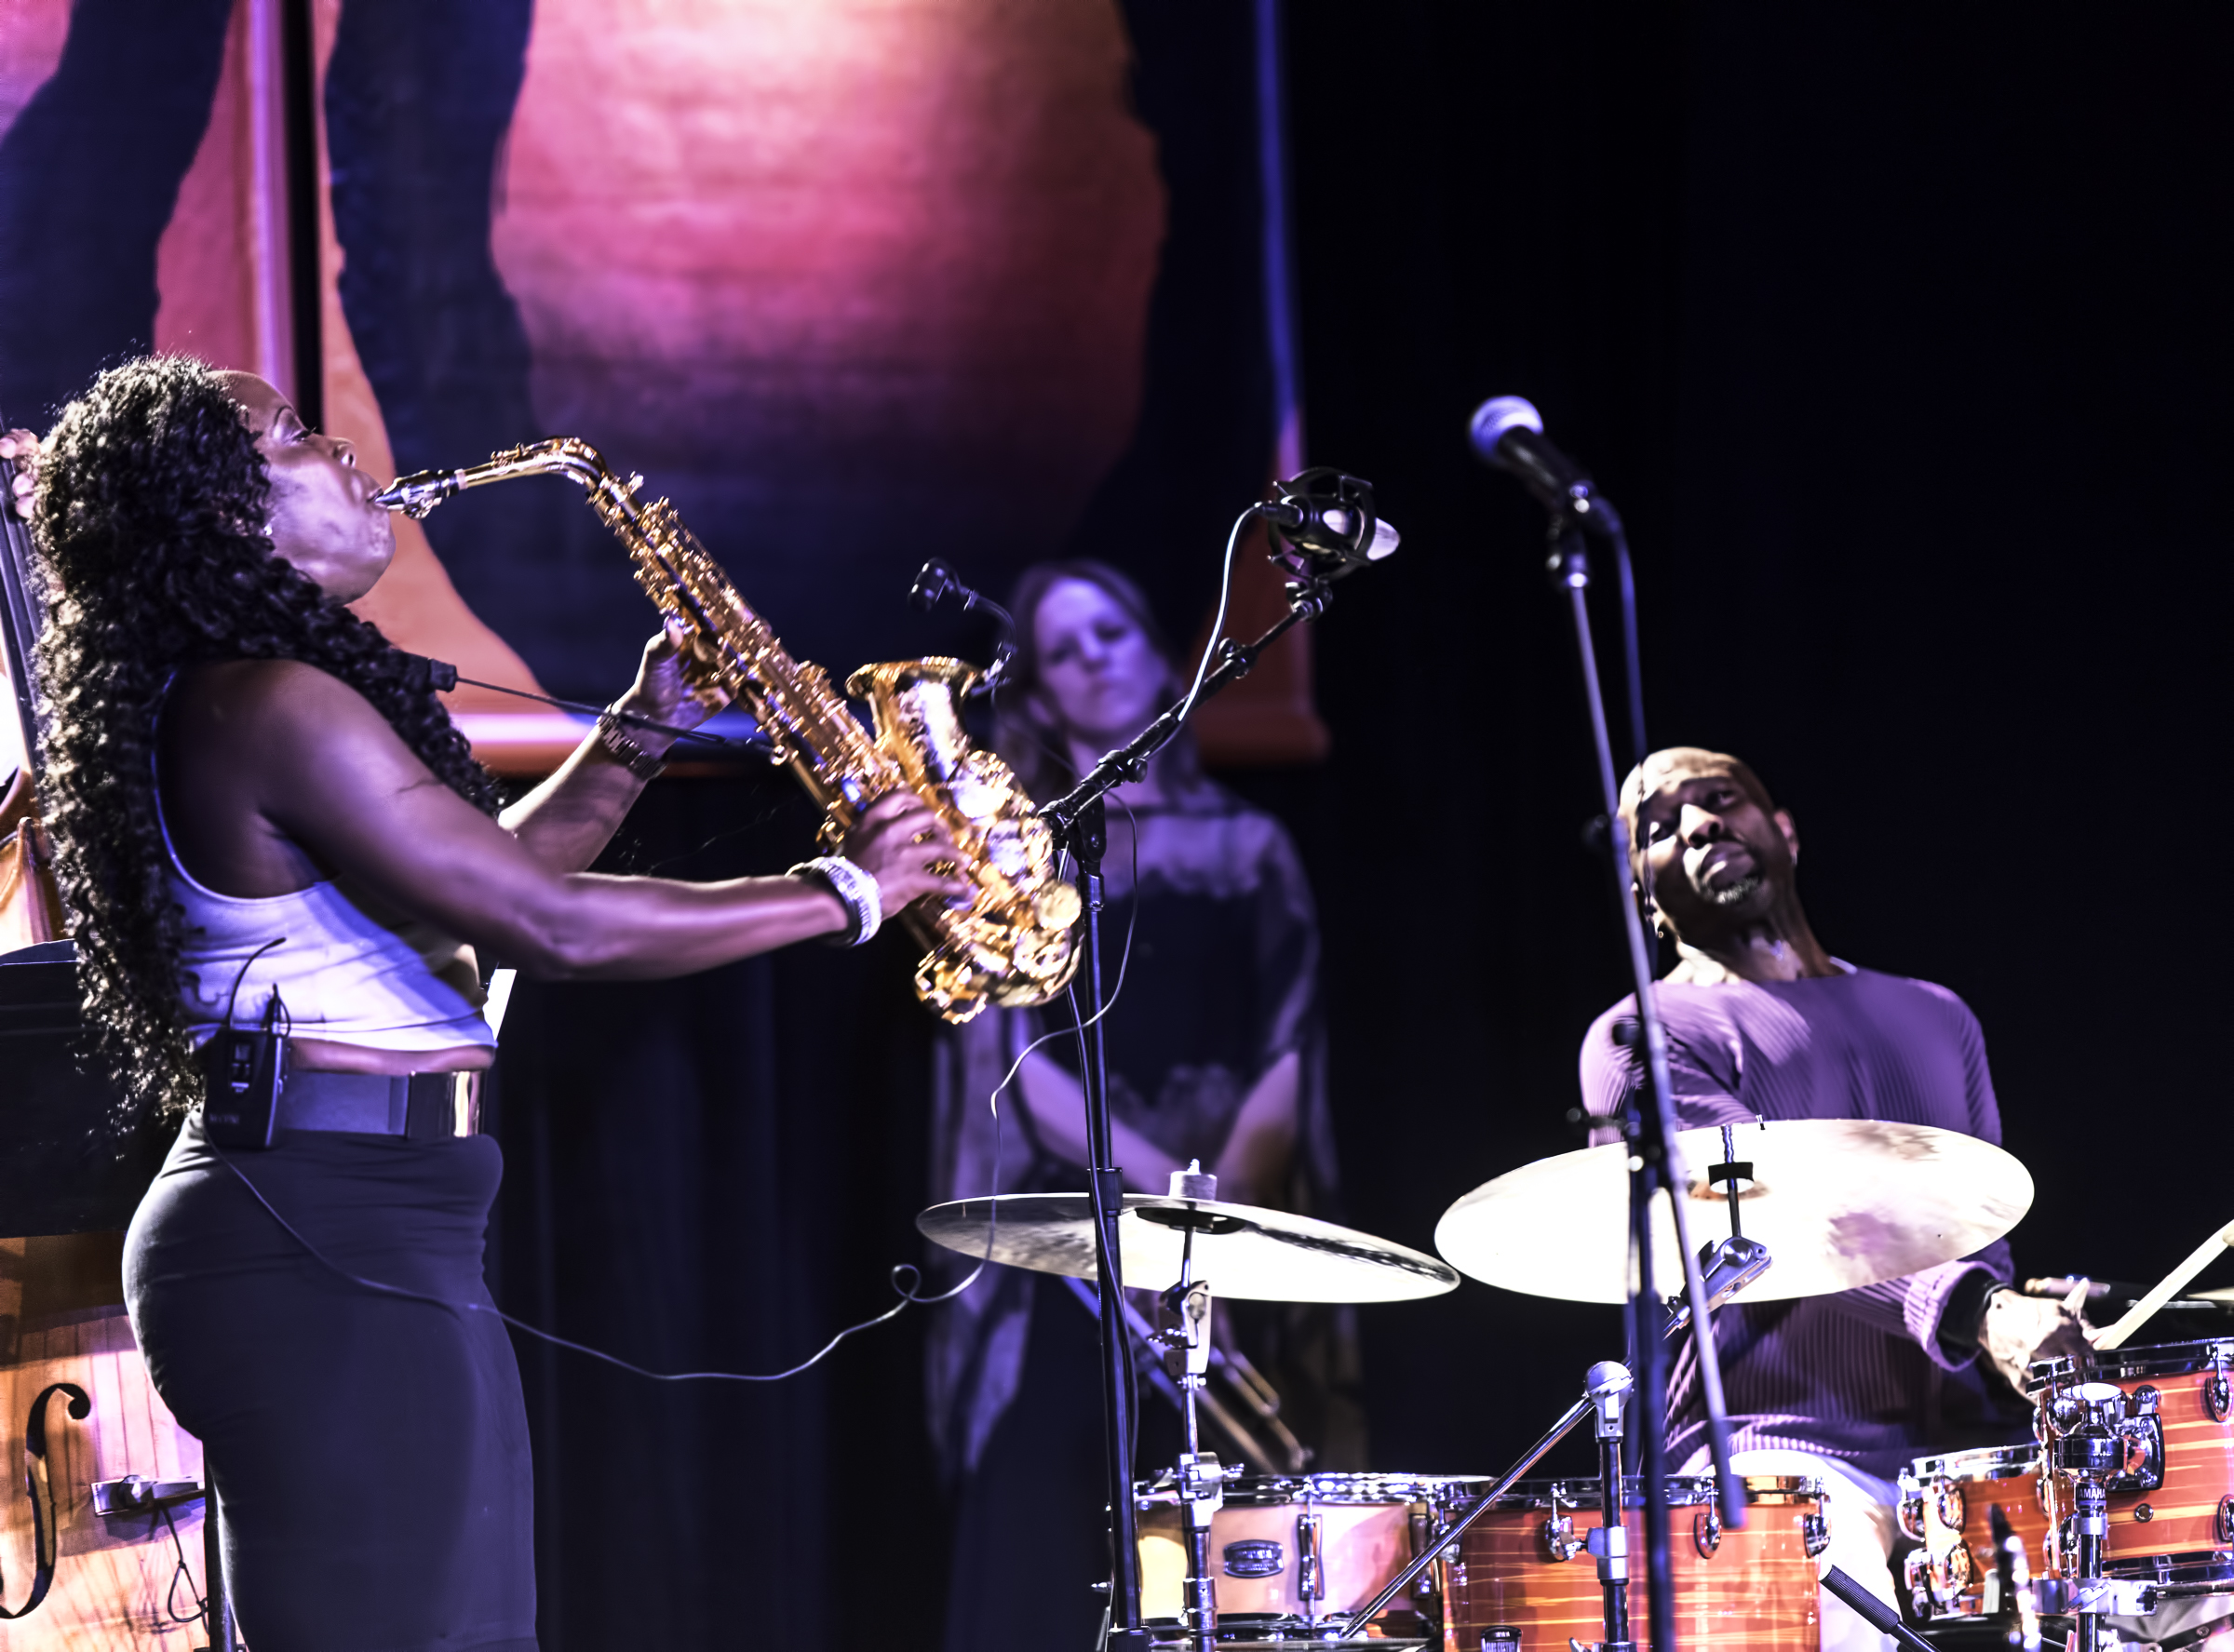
[1036,577,1327,838]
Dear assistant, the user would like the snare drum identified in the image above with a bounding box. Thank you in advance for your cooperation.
[2027,1338,2234,1590]
[1136,1471,1467,1645]
[1440,1475,1827,1652]
[1895,1444,2050,1624]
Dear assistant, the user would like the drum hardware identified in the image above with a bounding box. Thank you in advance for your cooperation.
[1664,1232,1772,1335]
[1138,1166,1226,1652]
[1061,1274,1312,1476]
[2047,1381,2150,1652]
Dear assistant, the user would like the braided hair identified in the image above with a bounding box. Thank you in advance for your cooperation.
[30,356,498,1135]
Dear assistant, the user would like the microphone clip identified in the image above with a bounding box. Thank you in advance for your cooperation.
[1258,467,1399,584]
[908,559,1016,701]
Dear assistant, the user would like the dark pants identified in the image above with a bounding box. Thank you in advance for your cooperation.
[126,1113,535,1652]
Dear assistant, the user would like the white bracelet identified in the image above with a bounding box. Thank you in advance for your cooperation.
[790,855,881,947]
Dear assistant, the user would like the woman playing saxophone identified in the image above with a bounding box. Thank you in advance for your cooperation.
[9,358,967,1652]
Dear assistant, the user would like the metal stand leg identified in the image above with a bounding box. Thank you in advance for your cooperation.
[200,1472,236,1652]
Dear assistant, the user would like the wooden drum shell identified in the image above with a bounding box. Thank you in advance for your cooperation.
[1136,1473,1461,1641]
[1441,1477,1824,1652]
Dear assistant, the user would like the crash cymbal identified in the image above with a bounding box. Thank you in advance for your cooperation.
[918,1193,1460,1303]
[1434,1119,2033,1306]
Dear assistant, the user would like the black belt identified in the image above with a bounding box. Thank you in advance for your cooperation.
[275,1069,478,1139]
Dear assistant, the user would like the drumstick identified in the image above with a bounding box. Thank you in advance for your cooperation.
[2093,1219,2234,1352]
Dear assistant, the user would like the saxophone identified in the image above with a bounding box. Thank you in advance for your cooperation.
[372,438,1081,1022]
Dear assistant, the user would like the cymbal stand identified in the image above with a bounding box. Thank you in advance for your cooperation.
[1038,569,1336,1651]
[1148,1165,1225,1652]
[1542,502,1744,1652]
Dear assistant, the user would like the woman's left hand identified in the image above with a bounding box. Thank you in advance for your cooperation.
[0,428,41,520]
[611,619,732,759]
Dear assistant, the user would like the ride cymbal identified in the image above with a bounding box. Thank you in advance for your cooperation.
[1434,1119,2033,1305]
[918,1193,1460,1303]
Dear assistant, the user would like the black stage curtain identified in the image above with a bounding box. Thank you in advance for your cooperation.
[1277,1,2234,1483]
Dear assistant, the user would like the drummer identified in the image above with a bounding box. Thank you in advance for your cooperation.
[1579,746,2088,1652]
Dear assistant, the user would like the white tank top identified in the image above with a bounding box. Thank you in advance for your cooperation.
[155,745,497,1055]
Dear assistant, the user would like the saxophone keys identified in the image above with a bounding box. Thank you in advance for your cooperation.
[1033,880,1082,931]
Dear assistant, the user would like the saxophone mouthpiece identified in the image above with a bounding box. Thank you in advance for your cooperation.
[370,469,464,520]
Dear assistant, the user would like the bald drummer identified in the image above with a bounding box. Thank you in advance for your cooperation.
[1579,747,2087,1652]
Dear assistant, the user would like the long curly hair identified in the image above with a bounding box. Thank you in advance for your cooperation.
[30,356,498,1135]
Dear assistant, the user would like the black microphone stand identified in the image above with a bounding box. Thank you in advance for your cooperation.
[1537,488,1746,1652]
[1035,565,1335,1652]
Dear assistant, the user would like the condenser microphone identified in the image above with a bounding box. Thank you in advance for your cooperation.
[1259,467,1399,578]
[1469,396,1619,534]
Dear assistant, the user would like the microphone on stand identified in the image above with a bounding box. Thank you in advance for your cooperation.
[1469,396,1622,536]
[908,559,1016,698]
[1258,467,1399,580]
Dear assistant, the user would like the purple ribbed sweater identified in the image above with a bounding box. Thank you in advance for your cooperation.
[1579,964,2019,1482]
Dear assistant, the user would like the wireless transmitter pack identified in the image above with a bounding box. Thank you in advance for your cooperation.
[199,940,289,1150]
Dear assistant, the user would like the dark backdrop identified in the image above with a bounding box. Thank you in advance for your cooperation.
[1279,2,2234,1483]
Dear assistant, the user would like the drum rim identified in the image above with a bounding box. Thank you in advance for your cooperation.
[2025,1336,2234,1390]
[1904,1444,2042,1481]
[1135,1470,1490,1507]
[1445,1473,1822,1511]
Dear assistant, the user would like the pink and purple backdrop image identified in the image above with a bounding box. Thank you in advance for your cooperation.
[0,0,1320,767]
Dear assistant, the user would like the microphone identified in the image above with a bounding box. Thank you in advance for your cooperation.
[1468,396,1620,534]
[1259,467,1399,579]
[908,559,1016,697]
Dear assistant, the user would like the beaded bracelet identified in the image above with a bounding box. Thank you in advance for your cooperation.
[789,854,882,947]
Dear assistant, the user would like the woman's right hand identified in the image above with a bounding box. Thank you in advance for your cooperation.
[843,791,975,913]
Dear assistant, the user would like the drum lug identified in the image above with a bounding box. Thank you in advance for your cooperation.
[1692,1508,1721,1559]
[2217,1495,2234,1547]
[2206,1370,2231,1423]
[1541,1514,1583,1563]
[1904,1550,1936,1622]
[1937,1483,1967,1532]
[1297,1509,1325,1605]
[1802,1511,1831,1559]
[1896,1485,1926,1542]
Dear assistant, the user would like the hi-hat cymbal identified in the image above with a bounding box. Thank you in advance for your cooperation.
[1434,1119,2033,1305]
[919,1194,1460,1303]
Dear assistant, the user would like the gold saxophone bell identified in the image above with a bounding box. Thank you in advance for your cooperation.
[373,440,1080,1021]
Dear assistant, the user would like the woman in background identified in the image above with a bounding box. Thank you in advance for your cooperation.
[927,558,1358,1652]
